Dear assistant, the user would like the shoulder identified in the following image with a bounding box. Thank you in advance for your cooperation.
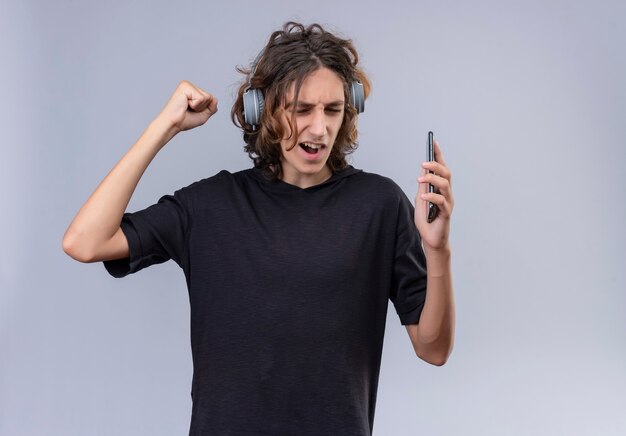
[170,169,243,210]
[178,169,247,194]
[351,169,407,203]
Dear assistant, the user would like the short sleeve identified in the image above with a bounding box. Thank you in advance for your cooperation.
[103,188,191,278]
[389,191,428,325]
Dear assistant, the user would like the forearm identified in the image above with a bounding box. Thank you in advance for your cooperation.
[416,244,455,362]
[62,117,178,260]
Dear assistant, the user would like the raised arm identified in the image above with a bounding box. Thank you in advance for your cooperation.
[62,80,218,263]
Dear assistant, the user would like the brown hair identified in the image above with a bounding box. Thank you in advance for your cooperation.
[230,21,371,181]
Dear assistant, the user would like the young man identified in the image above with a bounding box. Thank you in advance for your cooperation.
[62,21,455,436]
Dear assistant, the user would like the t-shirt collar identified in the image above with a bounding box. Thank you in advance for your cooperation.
[250,165,362,193]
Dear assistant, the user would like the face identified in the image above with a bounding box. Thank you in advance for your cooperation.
[278,67,345,187]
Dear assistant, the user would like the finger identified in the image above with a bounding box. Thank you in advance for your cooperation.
[189,93,212,112]
[418,171,455,208]
[421,160,452,183]
[207,95,219,114]
[182,83,212,111]
[417,173,451,198]
[196,95,219,115]
[419,192,452,218]
[195,87,218,113]
[180,81,202,103]
[417,167,428,196]
[433,139,448,167]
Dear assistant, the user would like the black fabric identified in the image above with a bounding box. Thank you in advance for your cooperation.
[103,165,428,435]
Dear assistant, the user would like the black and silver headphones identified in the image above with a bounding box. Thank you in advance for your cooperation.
[242,45,365,130]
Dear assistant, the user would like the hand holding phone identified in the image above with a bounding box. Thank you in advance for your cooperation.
[427,131,439,223]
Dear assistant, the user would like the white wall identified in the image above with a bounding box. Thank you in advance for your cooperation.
[1,0,624,434]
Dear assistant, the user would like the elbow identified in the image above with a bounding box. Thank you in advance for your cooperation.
[417,348,451,366]
[427,351,451,366]
[61,234,92,263]
[414,324,455,367]
[415,337,454,367]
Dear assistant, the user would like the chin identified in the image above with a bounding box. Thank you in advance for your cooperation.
[301,161,330,174]
[300,163,326,172]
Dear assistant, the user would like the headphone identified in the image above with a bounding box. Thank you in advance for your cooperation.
[242,46,365,130]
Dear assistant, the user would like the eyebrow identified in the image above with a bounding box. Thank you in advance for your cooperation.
[285,100,345,109]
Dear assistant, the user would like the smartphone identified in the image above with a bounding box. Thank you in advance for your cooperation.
[427,131,439,223]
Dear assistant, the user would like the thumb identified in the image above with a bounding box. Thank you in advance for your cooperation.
[207,96,219,114]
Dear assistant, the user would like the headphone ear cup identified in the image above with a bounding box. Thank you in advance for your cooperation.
[243,88,265,128]
[350,81,365,114]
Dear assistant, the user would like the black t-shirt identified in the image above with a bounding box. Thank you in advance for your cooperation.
[103,165,427,435]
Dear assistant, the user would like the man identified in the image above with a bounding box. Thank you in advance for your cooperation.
[62,21,455,436]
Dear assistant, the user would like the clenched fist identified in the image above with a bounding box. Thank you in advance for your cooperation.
[157,80,218,134]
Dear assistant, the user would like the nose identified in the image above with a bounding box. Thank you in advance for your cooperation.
[308,107,326,138]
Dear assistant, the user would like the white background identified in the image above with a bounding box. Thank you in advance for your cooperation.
[1,0,624,434]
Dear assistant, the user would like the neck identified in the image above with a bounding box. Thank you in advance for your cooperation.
[278,163,332,189]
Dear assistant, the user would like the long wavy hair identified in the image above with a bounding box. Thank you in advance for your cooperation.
[230,22,371,181]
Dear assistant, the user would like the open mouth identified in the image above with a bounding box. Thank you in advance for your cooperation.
[299,142,325,155]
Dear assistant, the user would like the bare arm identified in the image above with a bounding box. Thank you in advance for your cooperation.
[405,245,455,366]
[62,80,218,263]
[408,139,456,365]
[62,119,176,262]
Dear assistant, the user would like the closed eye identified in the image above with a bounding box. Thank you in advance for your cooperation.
[295,108,342,114]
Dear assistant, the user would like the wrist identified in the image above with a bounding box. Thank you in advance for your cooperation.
[424,242,451,257]
[423,243,451,276]
[150,116,181,143]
